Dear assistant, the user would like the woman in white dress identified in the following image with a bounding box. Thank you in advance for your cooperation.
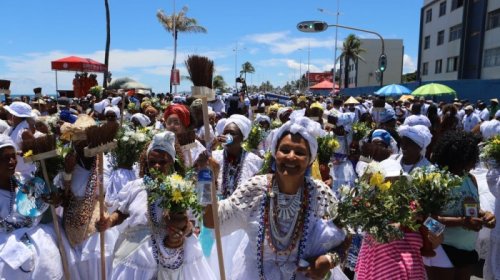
[97,131,216,280]
[390,124,433,174]
[0,134,63,279]
[204,116,347,280]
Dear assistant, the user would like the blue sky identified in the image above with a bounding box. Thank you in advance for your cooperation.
[0,0,421,95]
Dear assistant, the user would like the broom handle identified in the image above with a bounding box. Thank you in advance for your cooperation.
[98,153,107,280]
[120,92,126,126]
[40,159,71,280]
[202,96,226,280]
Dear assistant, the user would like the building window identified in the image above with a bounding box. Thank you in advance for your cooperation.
[484,47,500,68]
[487,8,500,30]
[439,1,447,16]
[451,0,464,11]
[447,56,459,72]
[435,59,443,73]
[422,62,429,75]
[425,9,432,23]
[437,30,445,45]
[449,24,462,41]
[424,36,431,49]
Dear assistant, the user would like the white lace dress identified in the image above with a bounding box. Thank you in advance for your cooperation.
[217,175,347,280]
[110,178,216,280]
[0,180,63,279]
[208,150,263,279]
[484,162,500,280]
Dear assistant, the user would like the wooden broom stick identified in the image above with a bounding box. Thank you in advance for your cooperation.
[97,153,106,280]
[202,96,226,280]
[39,160,71,280]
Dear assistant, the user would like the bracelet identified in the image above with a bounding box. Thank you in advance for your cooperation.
[63,172,72,181]
[325,252,340,269]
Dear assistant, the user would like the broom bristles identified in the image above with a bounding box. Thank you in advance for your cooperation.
[86,121,119,148]
[185,55,214,89]
[22,134,57,155]
[177,130,196,146]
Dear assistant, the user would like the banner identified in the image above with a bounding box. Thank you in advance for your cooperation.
[308,72,333,83]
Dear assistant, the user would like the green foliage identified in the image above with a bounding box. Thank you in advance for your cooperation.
[352,122,371,141]
[481,136,500,163]
[258,152,273,175]
[317,135,340,164]
[243,124,265,152]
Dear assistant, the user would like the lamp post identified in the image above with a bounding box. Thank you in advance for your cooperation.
[233,43,246,92]
[318,1,340,93]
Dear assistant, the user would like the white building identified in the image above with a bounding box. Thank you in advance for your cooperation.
[339,39,404,88]
[418,0,500,81]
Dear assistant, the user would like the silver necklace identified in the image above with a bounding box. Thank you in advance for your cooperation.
[269,181,302,248]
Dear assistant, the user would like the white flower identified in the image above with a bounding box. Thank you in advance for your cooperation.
[122,136,129,142]
[132,132,146,142]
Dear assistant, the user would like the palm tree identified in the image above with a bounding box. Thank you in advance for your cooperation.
[213,75,226,92]
[157,6,207,93]
[103,0,111,88]
[340,34,365,88]
[240,61,255,82]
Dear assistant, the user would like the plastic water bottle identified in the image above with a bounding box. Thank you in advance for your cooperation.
[196,168,213,206]
[222,134,233,146]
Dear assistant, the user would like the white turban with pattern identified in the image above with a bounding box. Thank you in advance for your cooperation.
[224,114,252,140]
[147,131,176,161]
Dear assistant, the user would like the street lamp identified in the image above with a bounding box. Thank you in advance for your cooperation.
[297,20,386,86]
[318,4,340,93]
[233,43,246,92]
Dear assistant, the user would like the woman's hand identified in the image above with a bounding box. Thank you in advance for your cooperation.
[463,217,483,231]
[427,232,444,249]
[297,255,332,280]
[480,211,496,229]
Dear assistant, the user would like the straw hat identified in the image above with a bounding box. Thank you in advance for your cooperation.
[491,98,499,104]
[344,96,360,105]
[60,114,96,141]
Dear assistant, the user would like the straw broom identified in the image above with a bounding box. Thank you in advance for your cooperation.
[22,134,70,280]
[84,121,119,280]
[185,55,226,280]
[177,130,197,167]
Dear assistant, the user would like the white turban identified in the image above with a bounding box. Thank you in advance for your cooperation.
[254,114,271,125]
[271,115,326,164]
[215,118,227,137]
[0,134,16,151]
[480,120,500,140]
[104,106,120,118]
[398,124,432,150]
[495,110,500,119]
[277,107,293,119]
[147,131,176,161]
[131,113,151,127]
[224,114,252,140]
[94,99,110,114]
[403,114,431,127]
[111,96,122,106]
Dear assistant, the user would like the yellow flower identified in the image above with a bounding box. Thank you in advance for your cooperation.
[23,150,33,158]
[492,139,500,145]
[369,172,384,187]
[172,189,183,203]
[378,181,392,192]
[328,139,339,150]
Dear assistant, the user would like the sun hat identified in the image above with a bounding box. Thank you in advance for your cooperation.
[4,102,33,118]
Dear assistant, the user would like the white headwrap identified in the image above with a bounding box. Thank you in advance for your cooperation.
[215,118,227,136]
[104,106,120,118]
[403,114,432,127]
[94,99,111,114]
[224,114,252,140]
[131,113,151,127]
[271,115,326,164]
[337,113,355,127]
[398,124,432,150]
[147,131,176,161]
[0,120,10,134]
[495,110,500,119]
[277,107,293,119]
[254,114,271,125]
[111,96,122,106]
[480,119,500,140]
[0,134,16,151]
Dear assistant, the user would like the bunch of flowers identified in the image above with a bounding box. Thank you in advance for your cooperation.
[480,135,500,164]
[352,122,371,141]
[258,151,273,175]
[243,124,265,151]
[317,135,340,164]
[271,120,282,129]
[145,172,202,218]
[112,126,151,169]
[88,86,103,99]
[337,162,420,243]
[410,167,462,216]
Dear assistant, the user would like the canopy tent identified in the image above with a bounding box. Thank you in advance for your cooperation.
[309,80,339,90]
[51,56,107,73]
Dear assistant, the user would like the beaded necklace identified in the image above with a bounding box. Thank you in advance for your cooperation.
[145,177,185,270]
[256,176,312,280]
[0,177,33,233]
[221,149,247,198]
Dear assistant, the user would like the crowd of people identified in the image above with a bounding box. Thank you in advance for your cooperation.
[0,87,499,280]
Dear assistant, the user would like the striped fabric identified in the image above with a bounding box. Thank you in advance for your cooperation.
[355,232,426,280]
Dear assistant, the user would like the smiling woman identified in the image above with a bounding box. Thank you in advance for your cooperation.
[204,115,348,280]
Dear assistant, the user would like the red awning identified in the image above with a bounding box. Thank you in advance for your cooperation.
[51,56,107,73]
[309,80,339,90]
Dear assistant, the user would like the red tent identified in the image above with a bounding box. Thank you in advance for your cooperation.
[51,56,107,73]
[309,80,339,89]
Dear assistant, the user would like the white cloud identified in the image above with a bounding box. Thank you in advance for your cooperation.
[243,31,336,55]
[403,54,416,73]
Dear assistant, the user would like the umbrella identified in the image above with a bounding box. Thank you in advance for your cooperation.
[412,83,456,97]
[374,84,411,97]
